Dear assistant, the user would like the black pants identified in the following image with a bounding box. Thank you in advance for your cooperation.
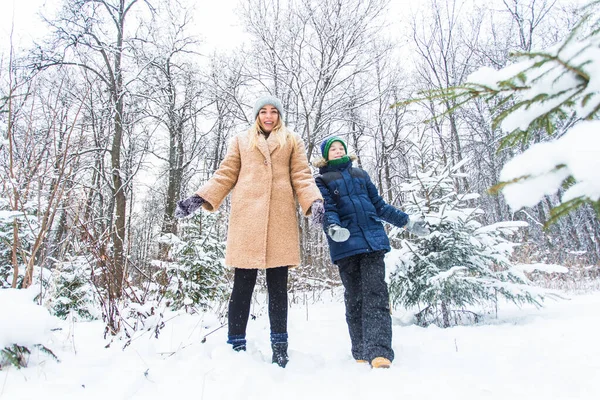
[337,251,394,362]
[228,266,289,338]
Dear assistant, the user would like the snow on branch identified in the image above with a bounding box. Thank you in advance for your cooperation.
[400,1,600,225]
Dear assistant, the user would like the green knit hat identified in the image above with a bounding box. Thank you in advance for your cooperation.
[321,136,348,161]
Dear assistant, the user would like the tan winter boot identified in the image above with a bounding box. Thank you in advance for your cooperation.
[371,357,391,369]
[356,360,369,364]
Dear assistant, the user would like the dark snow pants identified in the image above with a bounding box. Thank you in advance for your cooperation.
[336,250,394,362]
[227,266,288,340]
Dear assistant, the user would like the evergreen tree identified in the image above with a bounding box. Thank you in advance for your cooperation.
[388,158,555,328]
[45,256,99,321]
[158,211,228,312]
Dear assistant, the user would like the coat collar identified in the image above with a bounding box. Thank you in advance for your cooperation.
[256,132,279,161]
[267,133,279,154]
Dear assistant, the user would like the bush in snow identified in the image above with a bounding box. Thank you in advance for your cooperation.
[0,288,59,369]
[106,212,228,346]
[388,160,558,328]
[155,211,228,312]
[44,256,99,321]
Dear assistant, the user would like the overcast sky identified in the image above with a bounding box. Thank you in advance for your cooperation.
[1,0,411,58]
[0,0,247,55]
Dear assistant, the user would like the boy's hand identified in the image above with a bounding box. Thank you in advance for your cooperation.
[406,217,429,236]
[327,224,350,242]
[175,194,205,219]
[310,200,324,225]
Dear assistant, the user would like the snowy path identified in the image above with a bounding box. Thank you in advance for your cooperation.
[1,293,599,400]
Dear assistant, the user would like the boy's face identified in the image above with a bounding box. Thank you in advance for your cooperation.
[328,141,346,160]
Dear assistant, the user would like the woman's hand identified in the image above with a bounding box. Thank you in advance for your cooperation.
[310,200,325,226]
[175,195,205,219]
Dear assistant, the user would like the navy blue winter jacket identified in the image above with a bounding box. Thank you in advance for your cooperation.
[315,157,409,263]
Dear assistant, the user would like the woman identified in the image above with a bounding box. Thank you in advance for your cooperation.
[175,96,323,368]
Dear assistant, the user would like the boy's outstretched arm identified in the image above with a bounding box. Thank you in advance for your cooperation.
[365,174,429,236]
[364,174,409,227]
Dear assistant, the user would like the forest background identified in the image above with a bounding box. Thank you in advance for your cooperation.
[1,0,599,341]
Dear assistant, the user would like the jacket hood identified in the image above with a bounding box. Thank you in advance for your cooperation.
[313,154,357,168]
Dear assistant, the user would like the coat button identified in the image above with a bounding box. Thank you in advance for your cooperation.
[264,160,268,165]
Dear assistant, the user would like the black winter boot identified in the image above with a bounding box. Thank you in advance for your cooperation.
[232,343,246,352]
[271,342,289,368]
[227,334,246,352]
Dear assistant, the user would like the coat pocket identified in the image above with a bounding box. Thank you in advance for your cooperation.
[368,213,383,224]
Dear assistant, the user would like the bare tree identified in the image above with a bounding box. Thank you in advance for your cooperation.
[410,0,483,180]
[33,0,154,305]
[240,0,390,158]
[501,0,559,52]
[1,38,87,290]
[132,2,210,260]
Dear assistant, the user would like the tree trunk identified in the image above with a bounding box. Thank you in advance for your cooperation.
[441,300,450,328]
[110,0,127,299]
[158,119,184,260]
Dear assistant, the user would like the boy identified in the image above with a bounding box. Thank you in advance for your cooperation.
[313,136,428,368]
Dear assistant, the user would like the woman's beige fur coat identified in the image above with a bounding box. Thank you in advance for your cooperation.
[196,130,322,269]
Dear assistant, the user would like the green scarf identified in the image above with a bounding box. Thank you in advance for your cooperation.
[327,155,350,166]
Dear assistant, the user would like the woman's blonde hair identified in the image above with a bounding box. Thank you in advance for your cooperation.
[248,116,297,149]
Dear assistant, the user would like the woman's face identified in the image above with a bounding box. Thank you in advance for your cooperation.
[258,105,279,133]
[328,141,346,160]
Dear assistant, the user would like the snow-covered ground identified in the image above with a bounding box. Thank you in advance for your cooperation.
[1,289,599,400]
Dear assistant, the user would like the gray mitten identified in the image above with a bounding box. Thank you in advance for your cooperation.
[310,200,324,226]
[175,194,205,219]
[327,224,350,242]
[405,216,429,236]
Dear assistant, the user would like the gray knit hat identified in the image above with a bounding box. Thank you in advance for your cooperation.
[252,95,284,120]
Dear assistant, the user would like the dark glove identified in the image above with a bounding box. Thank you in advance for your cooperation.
[327,224,350,242]
[310,200,324,226]
[175,194,205,219]
[405,216,429,236]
